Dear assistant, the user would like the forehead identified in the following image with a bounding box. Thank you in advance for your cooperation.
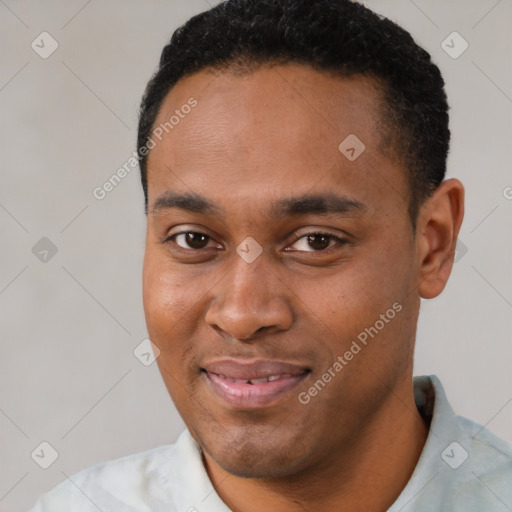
[146,64,407,214]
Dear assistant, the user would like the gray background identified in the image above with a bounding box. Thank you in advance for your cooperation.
[1,0,511,510]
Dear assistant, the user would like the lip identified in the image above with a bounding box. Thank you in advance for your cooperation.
[201,358,310,409]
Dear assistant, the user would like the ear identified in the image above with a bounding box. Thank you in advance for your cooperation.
[416,179,465,299]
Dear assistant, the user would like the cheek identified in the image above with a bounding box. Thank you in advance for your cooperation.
[300,248,412,345]
[142,252,193,343]
[144,262,200,392]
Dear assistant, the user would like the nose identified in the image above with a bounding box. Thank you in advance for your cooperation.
[204,252,293,341]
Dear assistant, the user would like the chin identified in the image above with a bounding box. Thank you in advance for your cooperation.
[198,425,310,480]
[214,450,305,480]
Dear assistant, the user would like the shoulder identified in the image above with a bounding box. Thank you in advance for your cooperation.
[459,415,512,482]
[447,415,512,509]
[29,444,177,512]
[399,375,512,511]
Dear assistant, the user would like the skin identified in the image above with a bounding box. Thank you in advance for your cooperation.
[142,63,464,512]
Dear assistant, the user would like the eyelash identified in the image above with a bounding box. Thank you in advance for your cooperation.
[285,232,348,252]
[165,232,220,251]
[164,231,348,253]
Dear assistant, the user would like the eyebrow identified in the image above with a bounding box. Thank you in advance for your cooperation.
[270,194,367,217]
[151,192,221,216]
[150,191,367,218]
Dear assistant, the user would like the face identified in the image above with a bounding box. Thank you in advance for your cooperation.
[143,64,422,479]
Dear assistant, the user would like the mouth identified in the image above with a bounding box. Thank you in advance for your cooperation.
[201,359,311,409]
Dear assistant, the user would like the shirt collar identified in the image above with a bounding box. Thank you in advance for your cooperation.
[389,374,464,511]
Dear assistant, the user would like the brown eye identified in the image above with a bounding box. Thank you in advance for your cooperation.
[306,234,332,251]
[287,232,344,252]
[173,232,211,249]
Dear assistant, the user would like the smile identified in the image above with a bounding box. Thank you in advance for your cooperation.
[201,360,311,409]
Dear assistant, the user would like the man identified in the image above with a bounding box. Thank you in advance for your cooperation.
[30,0,512,510]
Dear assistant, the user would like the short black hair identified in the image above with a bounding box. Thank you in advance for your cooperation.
[137,0,450,223]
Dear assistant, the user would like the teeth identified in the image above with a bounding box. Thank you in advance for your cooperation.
[249,377,269,384]
[214,373,295,384]
[250,374,291,384]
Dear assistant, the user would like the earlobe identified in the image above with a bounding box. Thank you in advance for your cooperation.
[416,179,465,299]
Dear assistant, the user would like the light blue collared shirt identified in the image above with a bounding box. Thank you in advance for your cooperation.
[29,375,512,511]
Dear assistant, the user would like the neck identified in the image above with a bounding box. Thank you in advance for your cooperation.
[203,376,428,512]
